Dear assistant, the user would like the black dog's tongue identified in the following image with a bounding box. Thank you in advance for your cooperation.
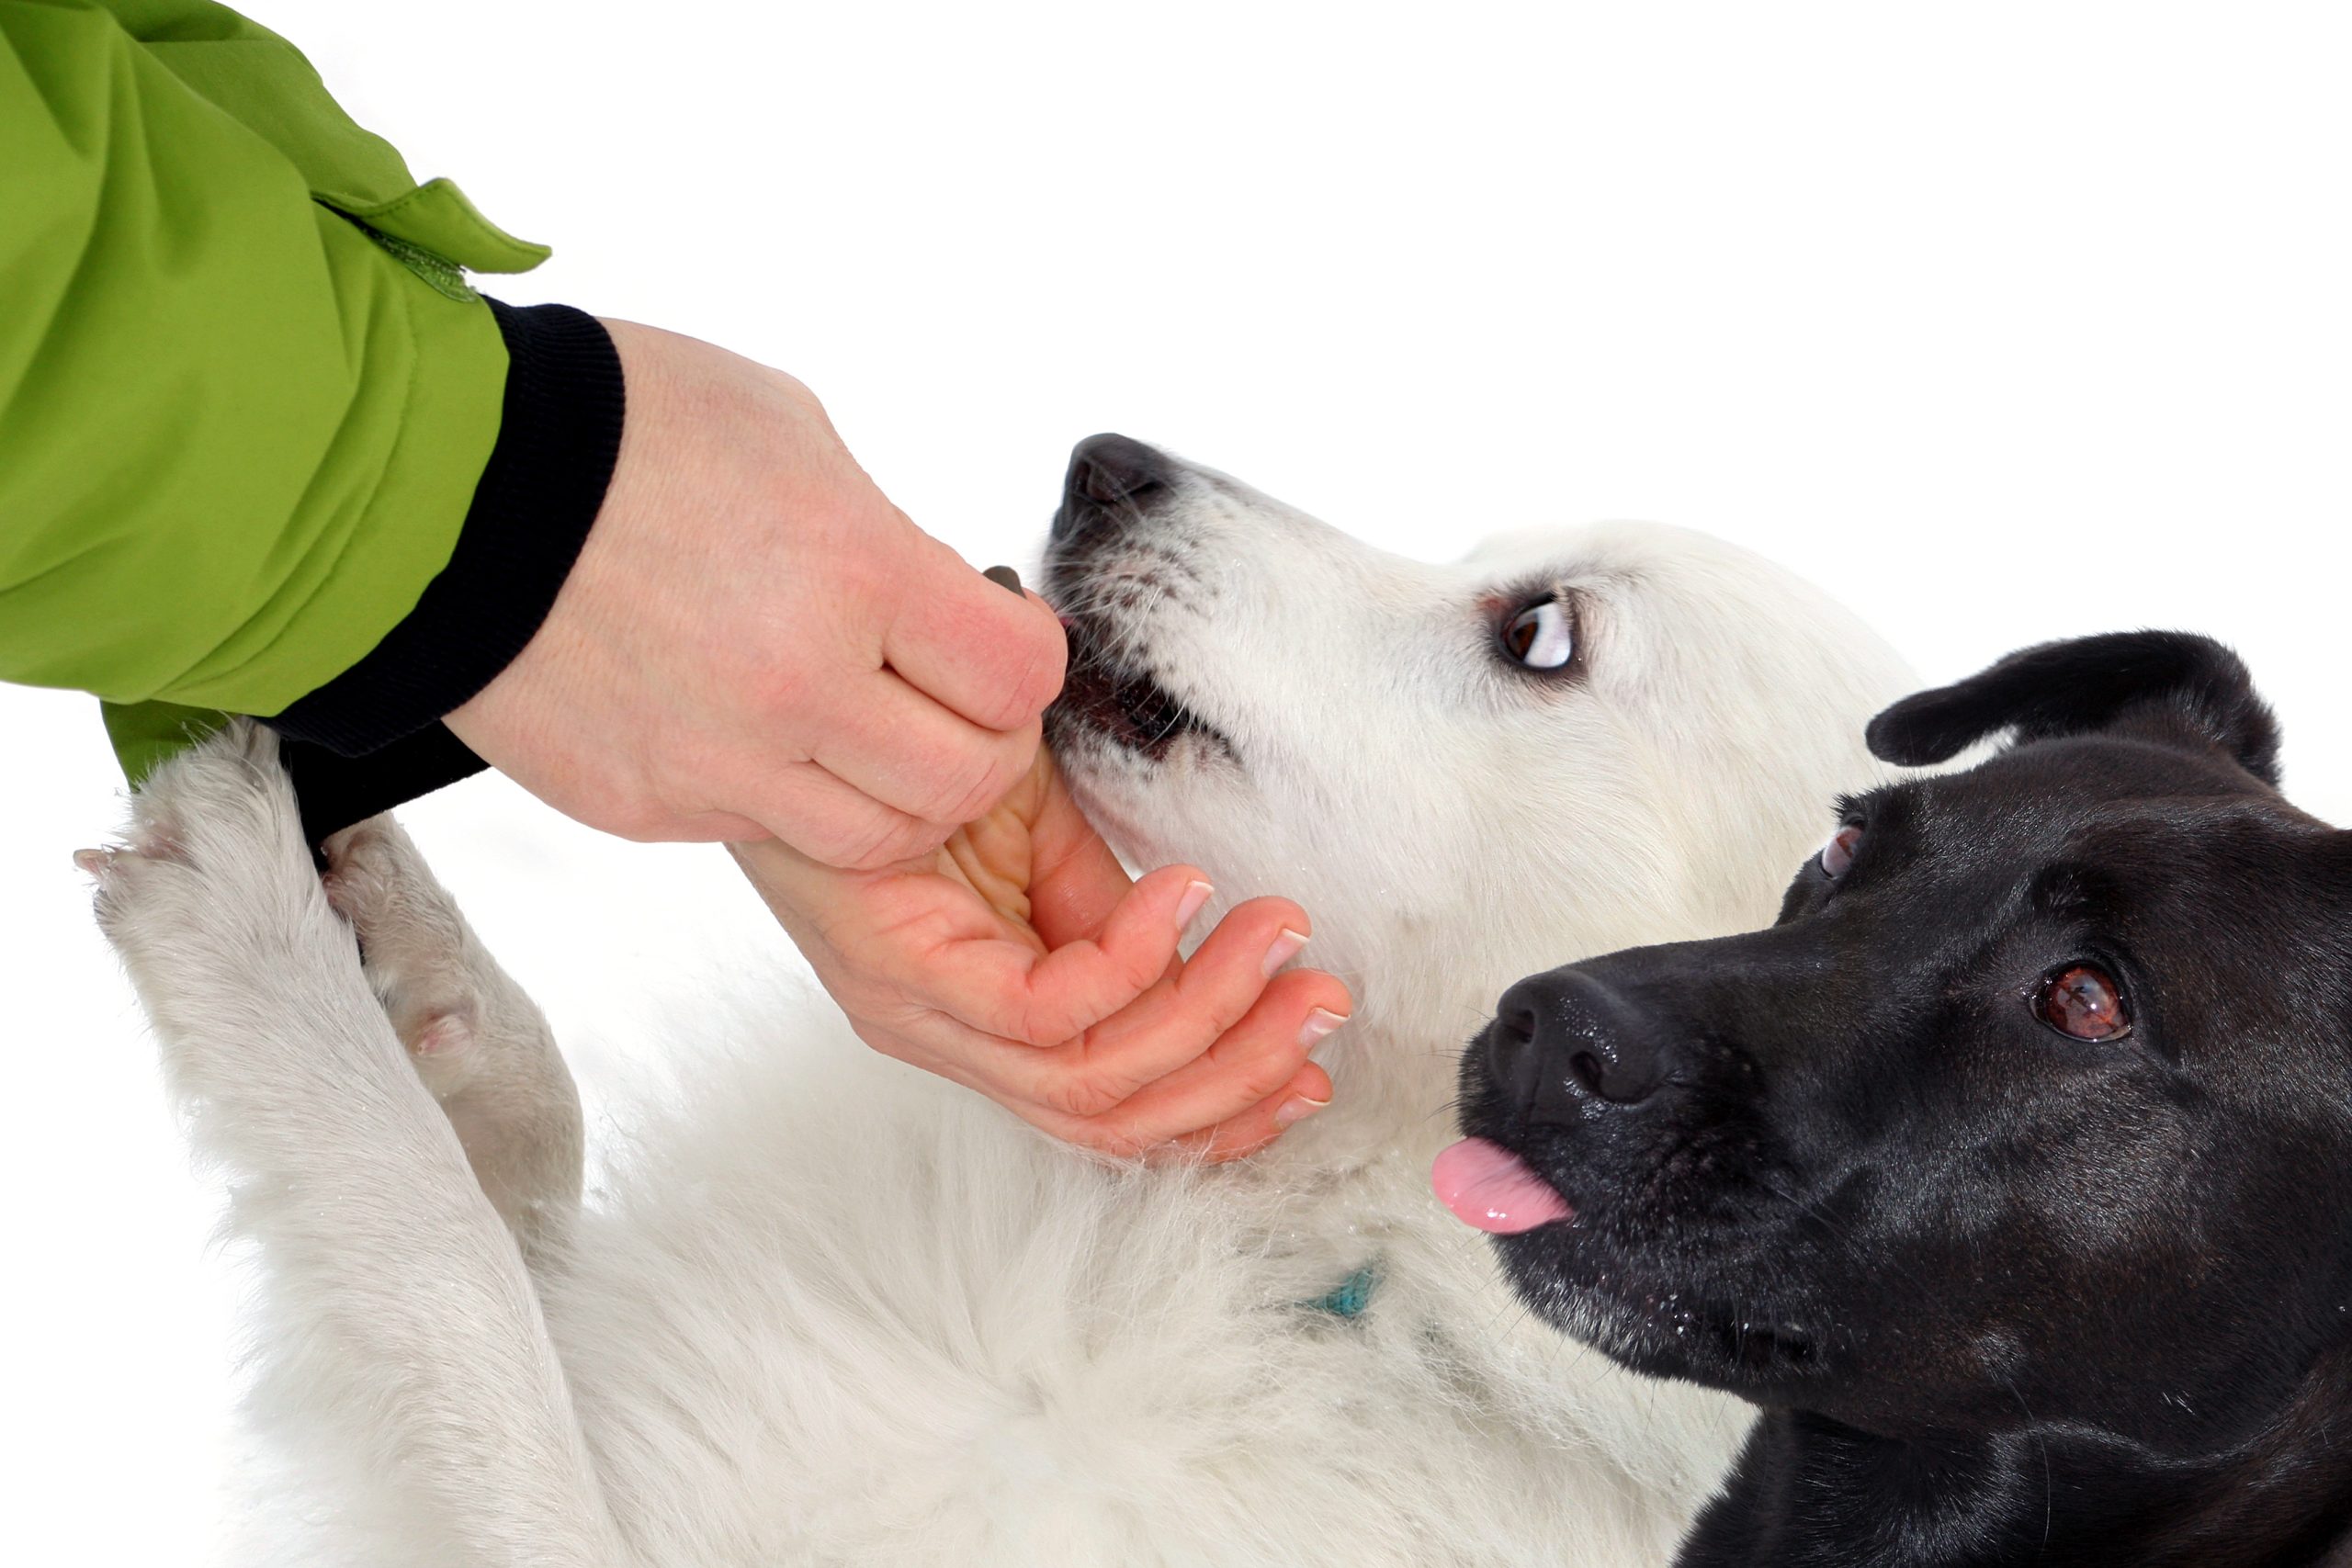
[1433,1139,1574,1235]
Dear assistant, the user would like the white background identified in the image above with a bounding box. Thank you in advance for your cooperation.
[6,1,2349,1557]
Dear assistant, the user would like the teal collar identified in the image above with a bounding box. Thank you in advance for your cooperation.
[1304,1263,1381,1319]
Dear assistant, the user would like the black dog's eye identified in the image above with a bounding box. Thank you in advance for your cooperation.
[1501,597,1573,670]
[1818,825,1861,878]
[2035,964,2132,1042]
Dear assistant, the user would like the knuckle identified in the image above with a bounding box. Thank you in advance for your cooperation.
[808,818,889,871]
[1238,1048,1303,1100]
[1202,1130,1272,1165]
[840,834,912,874]
[977,625,1066,731]
[930,747,1020,826]
[965,688,1023,737]
[1069,1113,1154,1159]
[1124,949,1173,998]
[888,817,953,863]
[1039,1066,1128,1121]
[961,769,1016,826]
[751,667,813,723]
[818,808,936,872]
[1212,1013,1302,1082]
[1205,992,1261,1040]
[1065,1122,1135,1157]
[1196,1036,1284,1102]
[1001,998,1057,1049]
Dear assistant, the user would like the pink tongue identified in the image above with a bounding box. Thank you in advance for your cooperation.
[1432,1139,1574,1235]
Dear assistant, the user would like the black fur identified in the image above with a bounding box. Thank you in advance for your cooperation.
[1456,631,2352,1567]
[1865,629,2282,786]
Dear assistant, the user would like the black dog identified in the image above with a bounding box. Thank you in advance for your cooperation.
[1442,631,2352,1567]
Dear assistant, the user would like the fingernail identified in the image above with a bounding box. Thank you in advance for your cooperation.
[1176,880,1215,930]
[1261,928,1309,977]
[1274,1093,1330,1128]
[982,564,1024,596]
[1297,1008,1349,1049]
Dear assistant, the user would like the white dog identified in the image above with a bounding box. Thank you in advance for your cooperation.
[92,437,1912,1566]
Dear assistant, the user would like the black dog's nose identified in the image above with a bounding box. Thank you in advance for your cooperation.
[1053,434,1173,543]
[1487,969,1683,1118]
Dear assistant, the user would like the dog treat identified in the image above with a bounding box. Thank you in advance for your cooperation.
[982,564,1023,596]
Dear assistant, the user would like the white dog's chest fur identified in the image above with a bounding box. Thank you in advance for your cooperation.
[541,1009,1740,1566]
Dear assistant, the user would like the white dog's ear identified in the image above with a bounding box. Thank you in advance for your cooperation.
[1865,630,2280,787]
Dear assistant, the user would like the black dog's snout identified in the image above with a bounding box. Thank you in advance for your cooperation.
[1489,969,1684,1118]
[1052,433,1172,544]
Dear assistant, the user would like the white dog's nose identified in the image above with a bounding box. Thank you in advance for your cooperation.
[1054,433,1174,543]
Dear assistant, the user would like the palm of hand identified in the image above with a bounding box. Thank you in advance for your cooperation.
[733,750,1344,1159]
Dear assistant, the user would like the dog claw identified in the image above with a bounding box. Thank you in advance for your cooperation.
[73,846,117,878]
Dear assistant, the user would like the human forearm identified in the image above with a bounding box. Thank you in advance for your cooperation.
[1,0,518,716]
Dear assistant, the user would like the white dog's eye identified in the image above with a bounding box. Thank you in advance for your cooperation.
[1502,599,1573,670]
[1819,825,1861,878]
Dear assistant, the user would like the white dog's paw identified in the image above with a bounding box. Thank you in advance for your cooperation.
[84,721,317,965]
[82,722,364,1097]
[322,814,585,1235]
[318,816,500,1099]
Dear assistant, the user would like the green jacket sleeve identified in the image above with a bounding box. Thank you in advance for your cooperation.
[0,0,548,721]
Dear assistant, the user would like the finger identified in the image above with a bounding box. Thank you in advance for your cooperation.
[808,674,1044,828]
[1048,896,1316,1100]
[859,895,1324,1120]
[849,998,1334,1164]
[1062,969,1348,1151]
[1024,756,1139,947]
[1170,1062,1338,1165]
[734,758,954,871]
[881,546,1069,732]
[922,863,1211,1045]
[735,824,1197,1052]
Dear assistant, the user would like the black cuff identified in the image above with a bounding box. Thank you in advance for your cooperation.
[266,299,626,757]
[284,727,492,850]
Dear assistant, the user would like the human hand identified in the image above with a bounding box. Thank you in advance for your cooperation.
[731,749,1347,1160]
[445,319,1066,867]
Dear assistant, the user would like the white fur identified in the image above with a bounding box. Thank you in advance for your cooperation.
[95,457,1913,1566]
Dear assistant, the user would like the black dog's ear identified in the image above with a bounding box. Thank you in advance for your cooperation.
[1865,630,2280,786]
